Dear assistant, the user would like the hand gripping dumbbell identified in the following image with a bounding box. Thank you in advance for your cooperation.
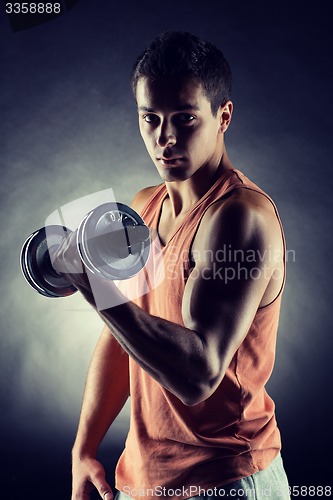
[20,202,150,298]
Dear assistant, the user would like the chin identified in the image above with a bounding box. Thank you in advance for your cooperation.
[156,165,192,182]
[162,170,191,182]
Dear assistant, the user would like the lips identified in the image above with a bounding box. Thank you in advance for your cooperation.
[158,156,183,161]
[158,157,185,167]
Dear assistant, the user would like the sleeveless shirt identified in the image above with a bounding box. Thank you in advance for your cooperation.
[115,169,286,499]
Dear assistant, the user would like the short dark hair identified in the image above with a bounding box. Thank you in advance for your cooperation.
[131,31,232,116]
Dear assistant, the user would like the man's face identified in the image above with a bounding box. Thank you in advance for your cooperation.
[136,77,227,182]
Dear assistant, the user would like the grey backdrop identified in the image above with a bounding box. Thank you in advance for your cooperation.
[1,1,332,498]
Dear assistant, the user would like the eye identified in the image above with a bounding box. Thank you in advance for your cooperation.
[143,114,159,123]
[175,113,196,123]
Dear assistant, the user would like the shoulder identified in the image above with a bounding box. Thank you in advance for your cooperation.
[208,188,278,232]
[130,184,163,213]
[194,187,282,257]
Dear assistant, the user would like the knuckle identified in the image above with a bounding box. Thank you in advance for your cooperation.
[53,234,83,274]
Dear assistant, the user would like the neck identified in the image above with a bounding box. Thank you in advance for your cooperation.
[165,148,234,217]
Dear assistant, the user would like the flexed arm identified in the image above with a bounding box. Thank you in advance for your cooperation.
[59,189,283,407]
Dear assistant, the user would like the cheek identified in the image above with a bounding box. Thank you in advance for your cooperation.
[186,128,216,155]
[140,128,155,152]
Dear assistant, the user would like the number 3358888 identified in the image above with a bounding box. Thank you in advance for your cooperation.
[5,3,62,14]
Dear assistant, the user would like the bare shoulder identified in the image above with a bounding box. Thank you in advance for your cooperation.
[131,185,162,213]
[208,188,279,230]
[194,187,282,254]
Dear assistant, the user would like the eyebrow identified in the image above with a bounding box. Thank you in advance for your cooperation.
[138,104,200,112]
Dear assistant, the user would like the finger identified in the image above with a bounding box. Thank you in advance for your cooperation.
[98,484,113,500]
[93,474,113,500]
[52,230,84,275]
[103,492,113,500]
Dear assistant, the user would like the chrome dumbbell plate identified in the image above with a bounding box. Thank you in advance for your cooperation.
[20,225,77,298]
[77,202,150,280]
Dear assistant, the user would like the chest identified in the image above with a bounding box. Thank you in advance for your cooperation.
[157,202,192,247]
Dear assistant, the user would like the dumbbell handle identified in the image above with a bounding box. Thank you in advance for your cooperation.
[78,224,150,259]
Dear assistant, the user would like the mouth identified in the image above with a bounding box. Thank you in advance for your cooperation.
[157,156,185,166]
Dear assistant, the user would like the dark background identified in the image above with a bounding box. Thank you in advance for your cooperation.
[1,1,332,498]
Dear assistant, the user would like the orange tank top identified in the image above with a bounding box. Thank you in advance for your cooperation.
[115,169,286,499]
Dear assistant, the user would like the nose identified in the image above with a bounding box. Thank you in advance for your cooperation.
[156,119,177,148]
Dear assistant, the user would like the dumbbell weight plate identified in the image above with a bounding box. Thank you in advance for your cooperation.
[77,202,150,280]
[20,225,77,298]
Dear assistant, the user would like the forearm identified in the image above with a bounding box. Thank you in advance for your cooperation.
[62,267,216,405]
[80,281,209,405]
[72,325,130,459]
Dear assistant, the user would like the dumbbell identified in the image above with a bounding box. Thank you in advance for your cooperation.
[20,202,150,298]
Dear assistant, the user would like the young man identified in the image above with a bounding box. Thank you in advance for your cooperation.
[61,32,290,500]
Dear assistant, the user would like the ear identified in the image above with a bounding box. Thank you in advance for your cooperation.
[219,101,233,133]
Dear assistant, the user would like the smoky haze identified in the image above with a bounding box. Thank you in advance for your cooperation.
[0,1,332,498]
